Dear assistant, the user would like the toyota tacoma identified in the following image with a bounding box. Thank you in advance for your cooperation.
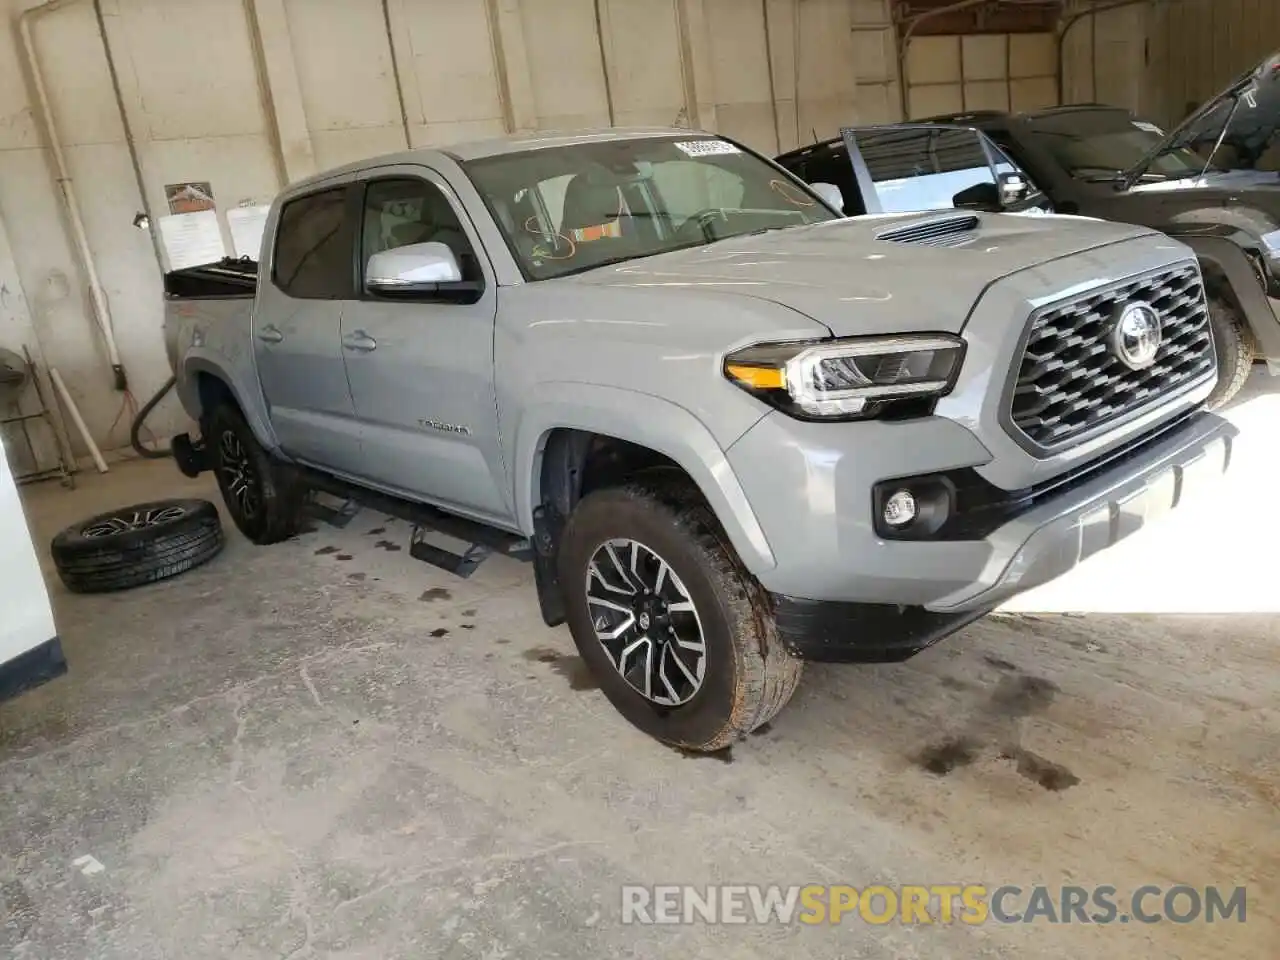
[163,128,1235,751]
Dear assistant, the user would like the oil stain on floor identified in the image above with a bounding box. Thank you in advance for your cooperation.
[522,647,599,691]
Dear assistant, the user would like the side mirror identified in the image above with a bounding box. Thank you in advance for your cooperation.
[365,241,462,294]
[809,182,845,212]
[952,181,1002,211]
[997,171,1029,207]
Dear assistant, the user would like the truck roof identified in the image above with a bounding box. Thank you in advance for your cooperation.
[285,126,702,193]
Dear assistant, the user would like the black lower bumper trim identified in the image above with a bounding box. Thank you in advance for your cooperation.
[0,636,67,704]
[772,596,992,663]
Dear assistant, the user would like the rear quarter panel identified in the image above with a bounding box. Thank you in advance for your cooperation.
[165,296,279,448]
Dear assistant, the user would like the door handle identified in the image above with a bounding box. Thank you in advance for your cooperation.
[343,330,378,352]
[257,324,284,344]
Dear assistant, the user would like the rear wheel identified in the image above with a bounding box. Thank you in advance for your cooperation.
[1206,296,1255,409]
[207,403,304,544]
[558,478,802,752]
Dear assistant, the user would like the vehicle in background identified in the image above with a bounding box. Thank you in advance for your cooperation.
[779,52,1280,408]
[775,123,1053,220]
[164,128,1233,751]
[0,440,65,703]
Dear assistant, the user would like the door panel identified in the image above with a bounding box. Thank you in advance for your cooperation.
[255,185,366,475]
[341,170,510,524]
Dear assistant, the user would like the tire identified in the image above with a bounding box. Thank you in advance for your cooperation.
[51,499,224,594]
[1206,296,1255,409]
[207,403,305,544]
[558,477,803,752]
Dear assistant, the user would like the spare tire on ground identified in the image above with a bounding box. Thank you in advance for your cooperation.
[50,498,224,594]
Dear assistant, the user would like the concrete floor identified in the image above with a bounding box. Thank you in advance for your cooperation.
[3,376,1279,959]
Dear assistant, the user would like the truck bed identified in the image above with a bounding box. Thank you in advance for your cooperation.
[164,257,258,300]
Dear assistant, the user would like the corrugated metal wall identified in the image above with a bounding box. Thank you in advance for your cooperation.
[1145,0,1280,125]
[1061,0,1280,125]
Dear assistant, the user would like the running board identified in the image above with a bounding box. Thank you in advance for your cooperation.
[295,467,532,578]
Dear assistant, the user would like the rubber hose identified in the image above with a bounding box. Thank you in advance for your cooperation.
[131,375,176,459]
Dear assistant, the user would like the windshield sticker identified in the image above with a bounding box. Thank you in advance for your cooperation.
[674,139,741,157]
[1133,121,1165,135]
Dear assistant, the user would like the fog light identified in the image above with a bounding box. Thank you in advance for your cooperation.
[883,489,917,527]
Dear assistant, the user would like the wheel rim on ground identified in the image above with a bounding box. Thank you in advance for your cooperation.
[82,505,188,539]
[218,429,261,519]
[584,538,707,706]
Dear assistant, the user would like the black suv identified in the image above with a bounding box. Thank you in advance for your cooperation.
[776,52,1280,407]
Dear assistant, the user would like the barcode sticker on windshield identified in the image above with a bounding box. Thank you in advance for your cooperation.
[674,140,741,157]
[1133,121,1165,135]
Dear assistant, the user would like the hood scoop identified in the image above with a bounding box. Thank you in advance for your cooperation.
[877,214,980,247]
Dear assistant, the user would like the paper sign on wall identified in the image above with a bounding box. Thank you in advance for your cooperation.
[165,181,216,214]
[226,205,272,260]
[158,210,227,270]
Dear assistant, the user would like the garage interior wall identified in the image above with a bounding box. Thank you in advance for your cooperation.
[0,0,901,460]
[1061,0,1280,125]
[905,31,1059,118]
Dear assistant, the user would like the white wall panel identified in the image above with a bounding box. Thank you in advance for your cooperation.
[519,0,610,129]
[286,0,409,168]
[598,0,686,128]
[908,31,1055,120]
[397,0,506,145]
[704,0,776,150]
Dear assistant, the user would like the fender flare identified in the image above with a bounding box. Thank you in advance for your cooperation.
[512,382,776,575]
[181,353,282,452]
[1166,231,1280,360]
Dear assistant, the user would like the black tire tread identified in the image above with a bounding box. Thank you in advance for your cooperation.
[52,502,224,594]
[1207,296,1255,409]
[563,472,802,751]
[207,403,305,545]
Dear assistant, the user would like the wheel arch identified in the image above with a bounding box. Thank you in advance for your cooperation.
[1166,230,1280,361]
[513,385,776,576]
[182,355,281,451]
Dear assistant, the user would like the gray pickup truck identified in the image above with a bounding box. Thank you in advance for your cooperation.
[163,127,1234,751]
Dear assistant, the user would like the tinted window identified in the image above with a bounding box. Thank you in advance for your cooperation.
[273,188,354,299]
[360,177,480,283]
[857,127,996,213]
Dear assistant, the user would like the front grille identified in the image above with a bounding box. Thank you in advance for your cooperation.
[1009,261,1213,450]
[877,214,979,247]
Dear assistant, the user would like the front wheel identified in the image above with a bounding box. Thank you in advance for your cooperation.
[1206,296,1255,409]
[557,479,802,752]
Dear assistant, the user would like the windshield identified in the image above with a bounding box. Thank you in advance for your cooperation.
[1024,109,1215,180]
[463,136,837,281]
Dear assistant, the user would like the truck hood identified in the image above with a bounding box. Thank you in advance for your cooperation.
[1128,51,1280,183]
[566,212,1159,336]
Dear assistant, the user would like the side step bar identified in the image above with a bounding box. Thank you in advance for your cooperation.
[297,467,532,578]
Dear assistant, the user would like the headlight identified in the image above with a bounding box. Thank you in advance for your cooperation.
[724,334,965,420]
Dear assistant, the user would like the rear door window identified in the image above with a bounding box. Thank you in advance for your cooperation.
[272,187,356,300]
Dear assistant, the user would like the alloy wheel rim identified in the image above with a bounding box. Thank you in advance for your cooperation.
[83,505,186,538]
[218,430,261,519]
[584,538,706,706]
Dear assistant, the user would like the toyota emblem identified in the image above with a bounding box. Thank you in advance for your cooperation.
[1110,301,1162,370]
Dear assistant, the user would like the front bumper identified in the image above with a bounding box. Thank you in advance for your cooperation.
[925,410,1235,612]
[727,409,1236,614]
